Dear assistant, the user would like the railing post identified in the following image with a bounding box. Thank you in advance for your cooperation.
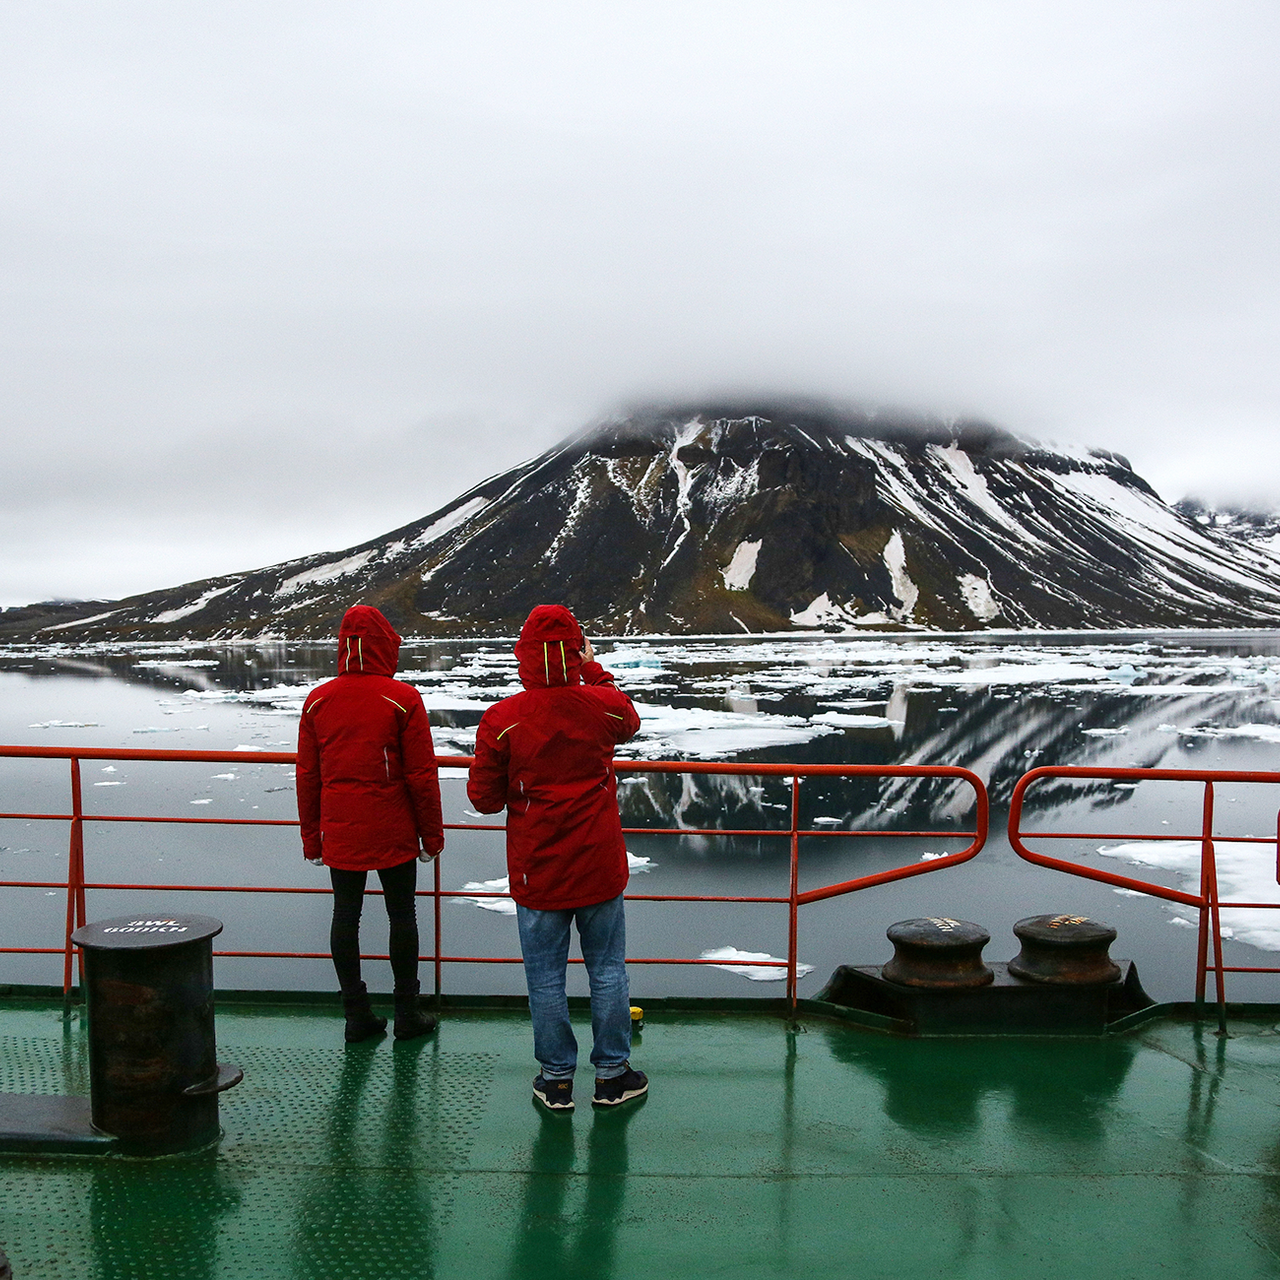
[1195,785,1211,1009]
[1201,782,1228,1035]
[433,843,443,1004]
[62,757,86,1011]
[787,776,800,1020]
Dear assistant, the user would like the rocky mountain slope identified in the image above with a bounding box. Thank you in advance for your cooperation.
[8,403,1280,640]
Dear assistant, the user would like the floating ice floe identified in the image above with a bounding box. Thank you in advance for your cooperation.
[457,877,517,915]
[699,947,815,982]
[133,659,220,669]
[1115,684,1254,696]
[624,702,840,759]
[604,647,668,671]
[29,720,99,729]
[1098,840,1280,950]
[190,799,213,806]
[920,661,1107,687]
[1105,664,1145,685]
[133,727,178,734]
[1177,723,1280,744]
[1081,727,1129,737]
[414,691,498,712]
[456,852,656,915]
[811,712,901,729]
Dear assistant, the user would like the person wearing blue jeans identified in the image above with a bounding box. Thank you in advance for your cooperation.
[468,606,646,1110]
[516,894,631,1086]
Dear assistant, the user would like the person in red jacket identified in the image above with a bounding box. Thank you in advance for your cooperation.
[468,604,646,1110]
[297,605,443,1042]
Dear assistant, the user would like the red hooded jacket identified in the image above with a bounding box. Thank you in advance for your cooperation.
[296,606,444,871]
[467,605,641,910]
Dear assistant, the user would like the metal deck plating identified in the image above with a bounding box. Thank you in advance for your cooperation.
[4,994,1280,1279]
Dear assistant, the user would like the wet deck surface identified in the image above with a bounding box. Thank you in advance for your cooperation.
[3,998,1280,1278]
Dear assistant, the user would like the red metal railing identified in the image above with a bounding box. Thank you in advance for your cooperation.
[0,745,988,1013]
[1009,766,1280,1032]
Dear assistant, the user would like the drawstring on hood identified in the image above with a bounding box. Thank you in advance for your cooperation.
[514,605,585,689]
[337,605,402,677]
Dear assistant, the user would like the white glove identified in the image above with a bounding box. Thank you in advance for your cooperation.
[418,849,436,862]
[306,857,324,867]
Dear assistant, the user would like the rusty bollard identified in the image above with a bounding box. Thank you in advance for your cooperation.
[882,918,995,989]
[1008,915,1122,985]
[70,914,242,1156]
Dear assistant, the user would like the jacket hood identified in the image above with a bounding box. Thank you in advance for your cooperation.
[515,604,585,689]
[337,605,401,676]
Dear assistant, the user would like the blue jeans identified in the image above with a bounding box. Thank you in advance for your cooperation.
[515,894,631,1081]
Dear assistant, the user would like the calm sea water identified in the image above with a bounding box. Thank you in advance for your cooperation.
[2,630,1279,1003]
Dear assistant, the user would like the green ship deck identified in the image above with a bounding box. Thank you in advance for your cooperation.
[4,995,1280,1279]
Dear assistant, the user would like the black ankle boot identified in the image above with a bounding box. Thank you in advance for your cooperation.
[393,986,438,1040]
[342,984,387,1043]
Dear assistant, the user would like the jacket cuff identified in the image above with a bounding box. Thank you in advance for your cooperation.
[579,660,614,685]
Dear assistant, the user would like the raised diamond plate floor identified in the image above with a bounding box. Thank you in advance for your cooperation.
[3,999,1280,1279]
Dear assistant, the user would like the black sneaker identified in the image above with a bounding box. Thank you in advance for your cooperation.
[533,1075,574,1111]
[592,1067,648,1107]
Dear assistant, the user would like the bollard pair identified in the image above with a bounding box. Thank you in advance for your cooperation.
[883,914,1121,989]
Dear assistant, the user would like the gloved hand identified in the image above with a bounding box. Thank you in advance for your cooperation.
[306,857,324,867]
[419,836,445,862]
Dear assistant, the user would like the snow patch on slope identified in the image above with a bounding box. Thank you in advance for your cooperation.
[151,584,237,624]
[277,551,376,596]
[958,573,1000,622]
[412,495,491,550]
[883,532,918,620]
[722,540,761,591]
[790,593,855,628]
[44,611,119,631]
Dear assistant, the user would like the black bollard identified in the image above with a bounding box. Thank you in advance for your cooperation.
[1008,915,1122,985]
[69,913,242,1156]
[882,917,994,989]
[0,1245,10,1278]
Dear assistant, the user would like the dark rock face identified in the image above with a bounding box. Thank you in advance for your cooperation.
[12,405,1280,640]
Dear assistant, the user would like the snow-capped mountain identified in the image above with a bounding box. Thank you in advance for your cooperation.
[11,404,1280,640]
[1175,498,1280,558]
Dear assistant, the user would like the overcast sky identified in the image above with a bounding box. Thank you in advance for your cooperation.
[3,1,1279,606]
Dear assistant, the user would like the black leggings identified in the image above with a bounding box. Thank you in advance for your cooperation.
[329,858,419,995]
